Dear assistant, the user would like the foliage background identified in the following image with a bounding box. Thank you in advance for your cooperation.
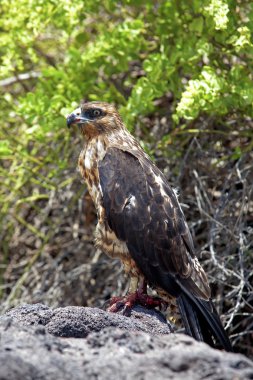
[0,0,252,357]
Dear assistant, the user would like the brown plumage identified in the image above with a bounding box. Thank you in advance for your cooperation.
[67,101,232,351]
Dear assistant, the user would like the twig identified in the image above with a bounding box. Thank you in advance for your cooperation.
[0,72,41,87]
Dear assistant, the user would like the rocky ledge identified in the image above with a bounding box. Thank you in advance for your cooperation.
[0,304,252,380]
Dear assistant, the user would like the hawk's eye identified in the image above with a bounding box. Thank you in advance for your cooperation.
[82,108,104,120]
[92,109,102,118]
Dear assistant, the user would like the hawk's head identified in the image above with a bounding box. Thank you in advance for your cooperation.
[67,101,123,138]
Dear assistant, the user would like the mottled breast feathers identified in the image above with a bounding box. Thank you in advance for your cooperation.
[98,147,211,300]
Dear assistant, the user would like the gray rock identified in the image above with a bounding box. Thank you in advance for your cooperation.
[0,304,252,380]
[4,303,172,337]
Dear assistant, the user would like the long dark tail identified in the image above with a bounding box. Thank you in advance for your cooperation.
[177,292,233,352]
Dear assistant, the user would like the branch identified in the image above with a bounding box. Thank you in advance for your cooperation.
[0,72,41,87]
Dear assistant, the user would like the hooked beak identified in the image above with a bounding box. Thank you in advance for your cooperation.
[66,107,88,128]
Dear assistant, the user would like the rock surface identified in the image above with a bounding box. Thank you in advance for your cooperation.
[0,304,252,380]
[4,303,172,337]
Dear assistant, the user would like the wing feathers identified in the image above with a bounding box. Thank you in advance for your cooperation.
[98,147,210,300]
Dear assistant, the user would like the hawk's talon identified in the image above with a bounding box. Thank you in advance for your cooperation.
[107,291,167,314]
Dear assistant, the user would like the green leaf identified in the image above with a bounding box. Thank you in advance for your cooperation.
[0,140,12,157]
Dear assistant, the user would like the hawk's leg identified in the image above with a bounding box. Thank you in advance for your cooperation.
[108,277,167,315]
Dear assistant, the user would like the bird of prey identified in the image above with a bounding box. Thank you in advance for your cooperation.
[67,101,232,351]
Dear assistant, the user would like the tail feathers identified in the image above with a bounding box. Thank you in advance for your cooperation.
[177,294,203,341]
[177,293,233,352]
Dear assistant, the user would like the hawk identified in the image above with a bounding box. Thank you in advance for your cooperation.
[67,101,232,351]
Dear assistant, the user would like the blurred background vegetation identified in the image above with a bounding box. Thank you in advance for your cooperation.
[0,0,252,357]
